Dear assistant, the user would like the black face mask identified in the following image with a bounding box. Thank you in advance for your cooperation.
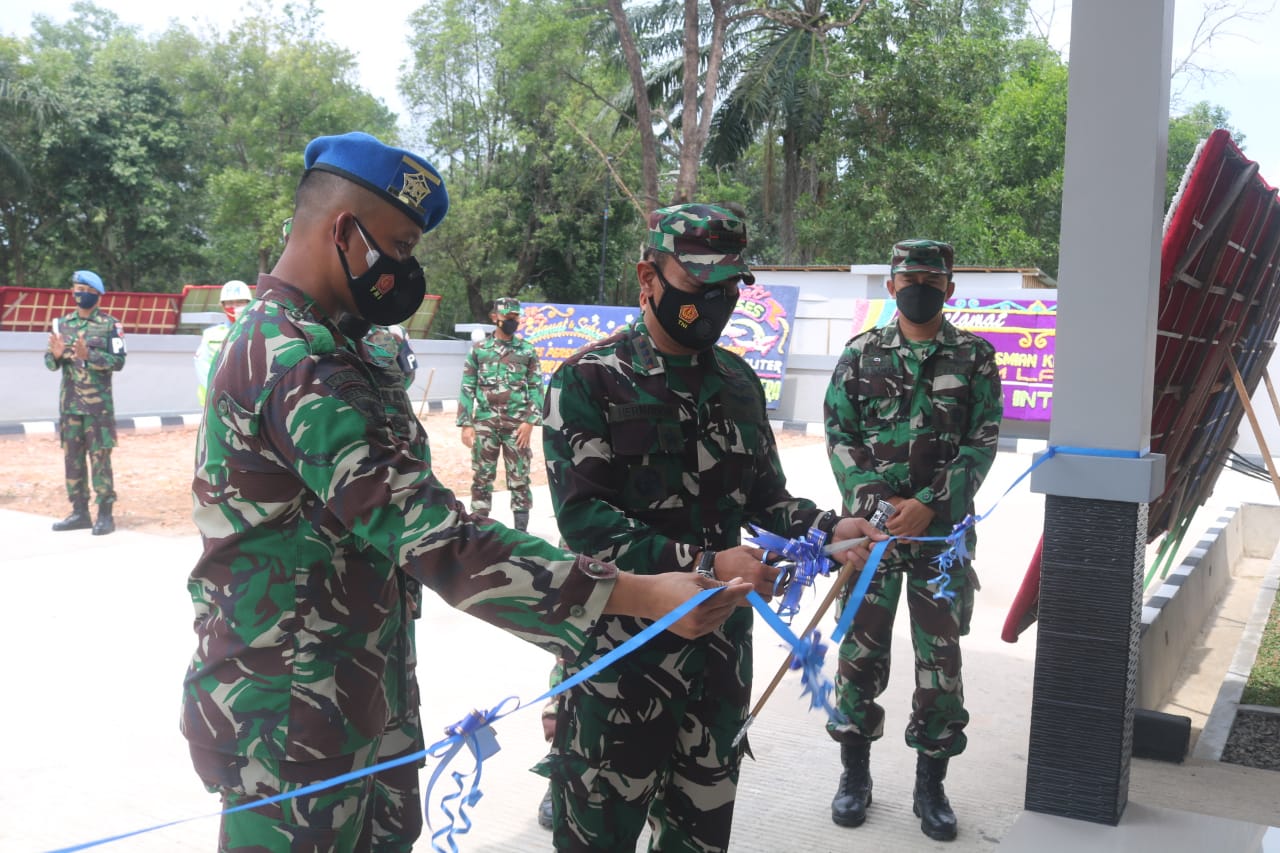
[336,218,426,326]
[75,291,101,310]
[499,318,519,336]
[894,283,948,324]
[650,262,737,351]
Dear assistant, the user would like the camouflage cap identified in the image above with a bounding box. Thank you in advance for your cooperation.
[493,297,521,314]
[646,203,756,286]
[890,239,954,275]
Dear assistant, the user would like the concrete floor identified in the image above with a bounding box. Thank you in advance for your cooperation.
[2,442,1278,852]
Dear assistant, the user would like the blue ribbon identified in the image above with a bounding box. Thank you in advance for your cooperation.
[745,523,836,621]
[424,702,511,853]
[49,587,722,853]
[747,591,841,720]
[55,445,1154,852]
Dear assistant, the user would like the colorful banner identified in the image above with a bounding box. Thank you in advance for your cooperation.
[720,284,799,409]
[850,297,1057,422]
[520,284,800,410]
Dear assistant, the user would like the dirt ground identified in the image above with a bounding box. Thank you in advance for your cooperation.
[1,413,821,536]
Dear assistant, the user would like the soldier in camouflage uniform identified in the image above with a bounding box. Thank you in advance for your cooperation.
[824,239,1002,842]
[182,132,749,853]
[457,296,542,531]
[44,269,127,535]
[540,203,880,853]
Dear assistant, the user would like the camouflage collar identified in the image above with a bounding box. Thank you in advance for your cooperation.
[630,319,726,376]
[254,275,320,317]
[882,317,961,349]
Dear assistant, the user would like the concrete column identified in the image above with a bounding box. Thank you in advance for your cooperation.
[1026,0,1172,825]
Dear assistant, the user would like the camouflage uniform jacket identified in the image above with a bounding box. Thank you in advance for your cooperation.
[824,319,1002,564]
[182,276,618,765]
[43,308,127,416]
[457,335,543,427]
[544,319,826,595]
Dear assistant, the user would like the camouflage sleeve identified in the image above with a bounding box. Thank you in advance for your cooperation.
[261,358,616,655]
[457,347,478,426]
[87,320,127,372]
[824,343,898,517]
[923,343,1003,525]
[524,345,544,425]
[44,350,61,371]
[543,361,690,574]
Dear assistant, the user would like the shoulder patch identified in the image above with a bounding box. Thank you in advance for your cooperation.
[322,367,382,422]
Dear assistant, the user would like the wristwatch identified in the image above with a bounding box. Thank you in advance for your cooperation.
[695,549,718,579]
[814,510,839,537]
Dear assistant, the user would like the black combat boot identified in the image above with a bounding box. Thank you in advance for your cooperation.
[912,753,958,841]
[831,740,872,827]
[52,501,92,532]
[513,511,530,532]
[92,502,115,536]
[538,784,554,829]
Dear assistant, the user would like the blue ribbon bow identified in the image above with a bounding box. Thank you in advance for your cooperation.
[424,703,510,853]
[746,523,835,620]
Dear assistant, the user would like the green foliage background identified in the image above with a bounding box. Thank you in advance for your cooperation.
[0,0,1245,336]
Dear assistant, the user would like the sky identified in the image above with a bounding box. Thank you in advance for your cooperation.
[3,0,1280,185]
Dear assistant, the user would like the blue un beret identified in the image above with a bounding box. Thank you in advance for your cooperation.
[304,132,449,234]
[72,270,104,293]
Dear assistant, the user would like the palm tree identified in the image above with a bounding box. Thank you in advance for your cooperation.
[705,1,870,262]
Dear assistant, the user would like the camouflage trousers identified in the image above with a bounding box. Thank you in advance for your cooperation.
[826,558,976,759]
[58,413,116,507]
[536,609,752,852]
[189,735,424,853]
[468,416,532,515]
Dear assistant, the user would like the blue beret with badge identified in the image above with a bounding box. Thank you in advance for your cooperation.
[304,131,449,234]
[72,270,104,293]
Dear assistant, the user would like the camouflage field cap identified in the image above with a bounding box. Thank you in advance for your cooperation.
[304,132,449,233]
[890,239,955,276]
[646,203,756,286]
[494,297,521,314]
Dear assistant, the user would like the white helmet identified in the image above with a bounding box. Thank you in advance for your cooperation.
[220,280,252,303]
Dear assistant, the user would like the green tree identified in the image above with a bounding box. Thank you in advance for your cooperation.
[1165,101,1242,209]
[12,8,206,291]
[949,38,1068,274]
[175,4,396,281]
[797,0,1033,266]
[403,0,643,330]
[704,1,875,262]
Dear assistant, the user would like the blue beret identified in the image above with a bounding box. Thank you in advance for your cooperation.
[72,270,104,293]
[304,132,449,233]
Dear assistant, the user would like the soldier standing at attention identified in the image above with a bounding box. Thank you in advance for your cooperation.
[44,269,127,535]
[824,239,1002,842]
[194,279,252,408]
[181,132,752,852]
[539,202,881,852]
[457,296,542,531]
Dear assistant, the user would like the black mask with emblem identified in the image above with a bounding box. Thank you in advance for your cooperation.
[336,217,426,326]
[650,261,738,351]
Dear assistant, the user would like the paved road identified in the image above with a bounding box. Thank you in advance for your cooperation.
[2,443,1276,852]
